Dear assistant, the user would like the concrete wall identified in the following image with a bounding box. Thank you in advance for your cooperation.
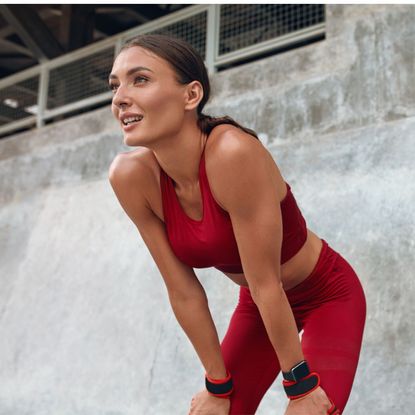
[1,5,414,414]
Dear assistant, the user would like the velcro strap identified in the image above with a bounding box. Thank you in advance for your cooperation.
[205,374,234,397]
[283,372,320,399]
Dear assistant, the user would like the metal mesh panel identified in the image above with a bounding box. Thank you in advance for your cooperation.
[0,76,39,126]
[0,5,327,137]
[47,47,114,109]
[219,4,325,55]
[126,11,207,60]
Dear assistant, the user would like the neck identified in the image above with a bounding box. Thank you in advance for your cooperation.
[152,121,208,192]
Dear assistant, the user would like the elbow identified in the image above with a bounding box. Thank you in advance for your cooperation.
[249,279,285,307]
[168,287,208,307]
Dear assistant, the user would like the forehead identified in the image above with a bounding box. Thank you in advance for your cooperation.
[111,46,174,78]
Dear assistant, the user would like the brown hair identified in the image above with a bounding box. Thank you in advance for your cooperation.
[119,34,259,140]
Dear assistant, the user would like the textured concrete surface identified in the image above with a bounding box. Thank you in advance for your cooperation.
[1,5,415,414]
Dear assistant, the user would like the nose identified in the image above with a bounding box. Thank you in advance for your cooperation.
[112,85,132,110]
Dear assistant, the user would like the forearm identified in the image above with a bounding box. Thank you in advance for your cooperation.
[251,281,304,372]
[170,294,227,379]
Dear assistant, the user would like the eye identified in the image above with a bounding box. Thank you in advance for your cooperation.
[134,76,148,84]
[109,83,118,93]
[108,76,148,93]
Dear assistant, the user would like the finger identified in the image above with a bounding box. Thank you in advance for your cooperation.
[326,399,340,414]
[327,408,340,415]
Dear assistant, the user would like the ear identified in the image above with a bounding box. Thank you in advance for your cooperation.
[183,80,204,111]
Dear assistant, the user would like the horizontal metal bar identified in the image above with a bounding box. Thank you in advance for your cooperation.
[42,38,116,71]
[0,116,36,136]
[0,66,41,90]
[117,4,208,42]
[215,23,325,66]
[42,91,112,120]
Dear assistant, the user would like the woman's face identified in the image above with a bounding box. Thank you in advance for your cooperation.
[109,46,191,147]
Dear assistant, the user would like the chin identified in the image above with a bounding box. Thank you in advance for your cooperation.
[123,134,141,147]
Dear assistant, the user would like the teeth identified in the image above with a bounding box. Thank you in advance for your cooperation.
[123,115,143,125]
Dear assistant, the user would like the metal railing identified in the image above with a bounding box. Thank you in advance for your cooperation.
[0,4,325,137]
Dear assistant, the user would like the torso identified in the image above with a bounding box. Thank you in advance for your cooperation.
[124,125,323,291]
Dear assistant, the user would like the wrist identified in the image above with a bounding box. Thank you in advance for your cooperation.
[282,360,320,400]
[206,368,228,380]
[283,371,320,400]
[205,369,234,399]
[205,355,228,380]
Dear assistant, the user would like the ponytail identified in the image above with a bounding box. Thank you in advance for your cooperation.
[197,113,259,140]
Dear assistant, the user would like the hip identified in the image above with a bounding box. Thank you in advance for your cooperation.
[284,239,366,310]
[238,239,366,312]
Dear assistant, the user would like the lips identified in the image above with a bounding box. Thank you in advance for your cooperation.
[120,112,144,126]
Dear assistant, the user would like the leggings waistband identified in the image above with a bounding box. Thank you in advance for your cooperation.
[284,239,339,300]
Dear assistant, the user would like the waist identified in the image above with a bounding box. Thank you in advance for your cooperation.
[284,238,339,300]
[280,230,323,290]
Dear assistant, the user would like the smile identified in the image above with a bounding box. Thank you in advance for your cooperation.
[122,115,143,125]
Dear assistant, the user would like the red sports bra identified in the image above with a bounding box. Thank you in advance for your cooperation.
[160,142,307,273]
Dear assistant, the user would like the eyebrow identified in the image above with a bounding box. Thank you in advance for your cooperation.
[109,66,154,80]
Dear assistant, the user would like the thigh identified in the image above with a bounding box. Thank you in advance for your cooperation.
[221,286,281,415]
[299,255,367,413]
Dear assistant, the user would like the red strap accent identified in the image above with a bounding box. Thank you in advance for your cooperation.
[207,389,234,399]
[282,372,320,400]
[205,370,232,384]
[205,370,234,398]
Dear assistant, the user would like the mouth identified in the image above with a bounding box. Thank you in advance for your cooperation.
[121,114,143,126]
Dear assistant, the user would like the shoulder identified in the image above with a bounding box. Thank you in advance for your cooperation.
[208,123,264,154]
[108,147,156,187]
[108,147,160,202]
[207,124,275,181]
[108,147,158,216]
[206,124,285,209]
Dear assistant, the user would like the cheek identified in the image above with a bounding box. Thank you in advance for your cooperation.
[111,102,118,119]
[145,85,184,115]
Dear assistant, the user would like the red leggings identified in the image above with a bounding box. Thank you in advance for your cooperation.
[221,239,366,414]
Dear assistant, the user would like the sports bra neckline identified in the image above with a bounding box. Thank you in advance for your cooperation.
[162,143,291,225]
[171,155,205,224]
[163,141,208,224]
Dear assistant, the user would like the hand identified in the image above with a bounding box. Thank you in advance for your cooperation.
[188,389,230,415]
[284,386,335,415]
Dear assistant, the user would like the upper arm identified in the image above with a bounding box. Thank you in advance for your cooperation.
[208,130,283,290]
[108,153,205,302]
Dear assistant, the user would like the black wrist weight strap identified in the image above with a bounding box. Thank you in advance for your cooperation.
[205,372,234,398]
[282,372,320,400]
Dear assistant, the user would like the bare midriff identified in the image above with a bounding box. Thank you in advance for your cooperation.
[222,229,323,290]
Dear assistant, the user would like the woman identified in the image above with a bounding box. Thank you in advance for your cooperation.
[108,34,366,415]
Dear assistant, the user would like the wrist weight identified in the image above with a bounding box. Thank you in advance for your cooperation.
[282,371,320,400]
[205,371,234,398]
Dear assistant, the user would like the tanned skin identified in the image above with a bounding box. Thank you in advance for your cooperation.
[108,46,332,415]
